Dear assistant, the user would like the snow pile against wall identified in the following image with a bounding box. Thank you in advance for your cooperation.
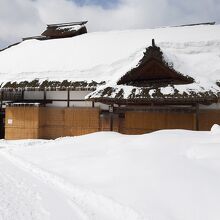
[0,129,220,219]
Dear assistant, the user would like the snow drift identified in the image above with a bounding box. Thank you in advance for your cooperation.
[0,128,220,219]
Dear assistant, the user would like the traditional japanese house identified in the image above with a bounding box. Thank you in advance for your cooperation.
[87,39,220,134]
[0,22,219,139]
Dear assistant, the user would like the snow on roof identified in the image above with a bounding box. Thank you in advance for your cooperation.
[47,21,88,28]
[0,24,220,90]
[56,25,83,32]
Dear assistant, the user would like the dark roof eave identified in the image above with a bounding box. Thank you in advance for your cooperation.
[0,80,105,91]
[87,96,219,105]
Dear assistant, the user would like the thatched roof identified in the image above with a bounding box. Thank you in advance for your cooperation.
[0,24,220,102]
[1,80,104,91]
[88,86,219,105]
[87,41,220,105]
[117,39,194,86]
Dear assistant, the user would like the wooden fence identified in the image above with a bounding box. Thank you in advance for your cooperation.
[198,110,220,131]
[4,107,220,139]
[122,111,196,134]
[5,107,100,140]
[5,107,41,139]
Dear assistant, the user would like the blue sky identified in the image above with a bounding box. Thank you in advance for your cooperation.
[0,0,220,49]
[73,0,119,8]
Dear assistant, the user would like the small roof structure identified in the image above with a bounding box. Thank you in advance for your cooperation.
[1,21,88,52]
[41,21,88,39]
[117,39,194,86]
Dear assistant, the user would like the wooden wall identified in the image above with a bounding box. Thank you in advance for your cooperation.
[199,110,220,131]
[64,108,100,136]
[5,107,41,139]
[4,107,220,139]
[122,111,196,134]
[100,114,121,132]
[40,108,65,139]
[5,107,100,140]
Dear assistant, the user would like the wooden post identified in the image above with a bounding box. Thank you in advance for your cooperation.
[43,90,47,107]
[109,105,114,131]
[110,113,113,131]
[0,91,3,108]
[195,103,199,131]
[92,101,95,108]
[21,89,25,101]
[67,89,70,107]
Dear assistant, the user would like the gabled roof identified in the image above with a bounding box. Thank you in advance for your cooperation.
[117,39,194,86]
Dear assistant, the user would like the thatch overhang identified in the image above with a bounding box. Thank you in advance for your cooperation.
[88,86,219,105]
[87,40,220,106]
[0,80,105,92]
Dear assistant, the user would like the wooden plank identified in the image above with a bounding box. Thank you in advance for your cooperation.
[124,111,195,134]
[199,110,220,130]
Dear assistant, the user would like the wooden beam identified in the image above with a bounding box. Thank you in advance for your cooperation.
[21,89,25,101]
[67,89,70,107]
[0,91,3,108]
[195,103,199,131]
[110,114,113,131]
[109,105,114,131]
[43,90,47,107]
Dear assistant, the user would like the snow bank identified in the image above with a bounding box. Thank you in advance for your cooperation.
[211,124,220,134]
[1,129,220,220]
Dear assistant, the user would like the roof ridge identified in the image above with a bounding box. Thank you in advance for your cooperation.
[47,21,88,28]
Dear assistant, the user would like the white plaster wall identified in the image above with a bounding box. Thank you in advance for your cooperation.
[24,91,44,100]
[199,103,220,110]
[23,91,110,109]
[70,91,91,100]
[46,91,67,99]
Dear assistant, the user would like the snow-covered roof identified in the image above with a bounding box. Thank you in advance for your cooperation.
[46,21,88,28]
[87,39,220,104]
[0,24,220,98]
[41,21,87,39]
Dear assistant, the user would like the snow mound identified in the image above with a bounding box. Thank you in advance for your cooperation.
[211,124,220,134]
[0,129,220,219]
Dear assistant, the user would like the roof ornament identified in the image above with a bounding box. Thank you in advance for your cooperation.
[152,39,156,47]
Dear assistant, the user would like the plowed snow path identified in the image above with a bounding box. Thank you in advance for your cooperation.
[0,151,92,220]
[0,148,144,220]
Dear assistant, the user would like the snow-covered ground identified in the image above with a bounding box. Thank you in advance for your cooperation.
[0,126,220,220]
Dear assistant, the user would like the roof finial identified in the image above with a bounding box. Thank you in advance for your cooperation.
[152,39,155,47]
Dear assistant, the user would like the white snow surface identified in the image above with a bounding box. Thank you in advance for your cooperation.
[57,25,83,32]
[0,24,220,88]
[0,128,220,219]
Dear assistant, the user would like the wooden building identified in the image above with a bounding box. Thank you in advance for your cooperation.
[22,21,88,41]
[88,40,220,134]
[0,22,220,139]
[1,21,88,52]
